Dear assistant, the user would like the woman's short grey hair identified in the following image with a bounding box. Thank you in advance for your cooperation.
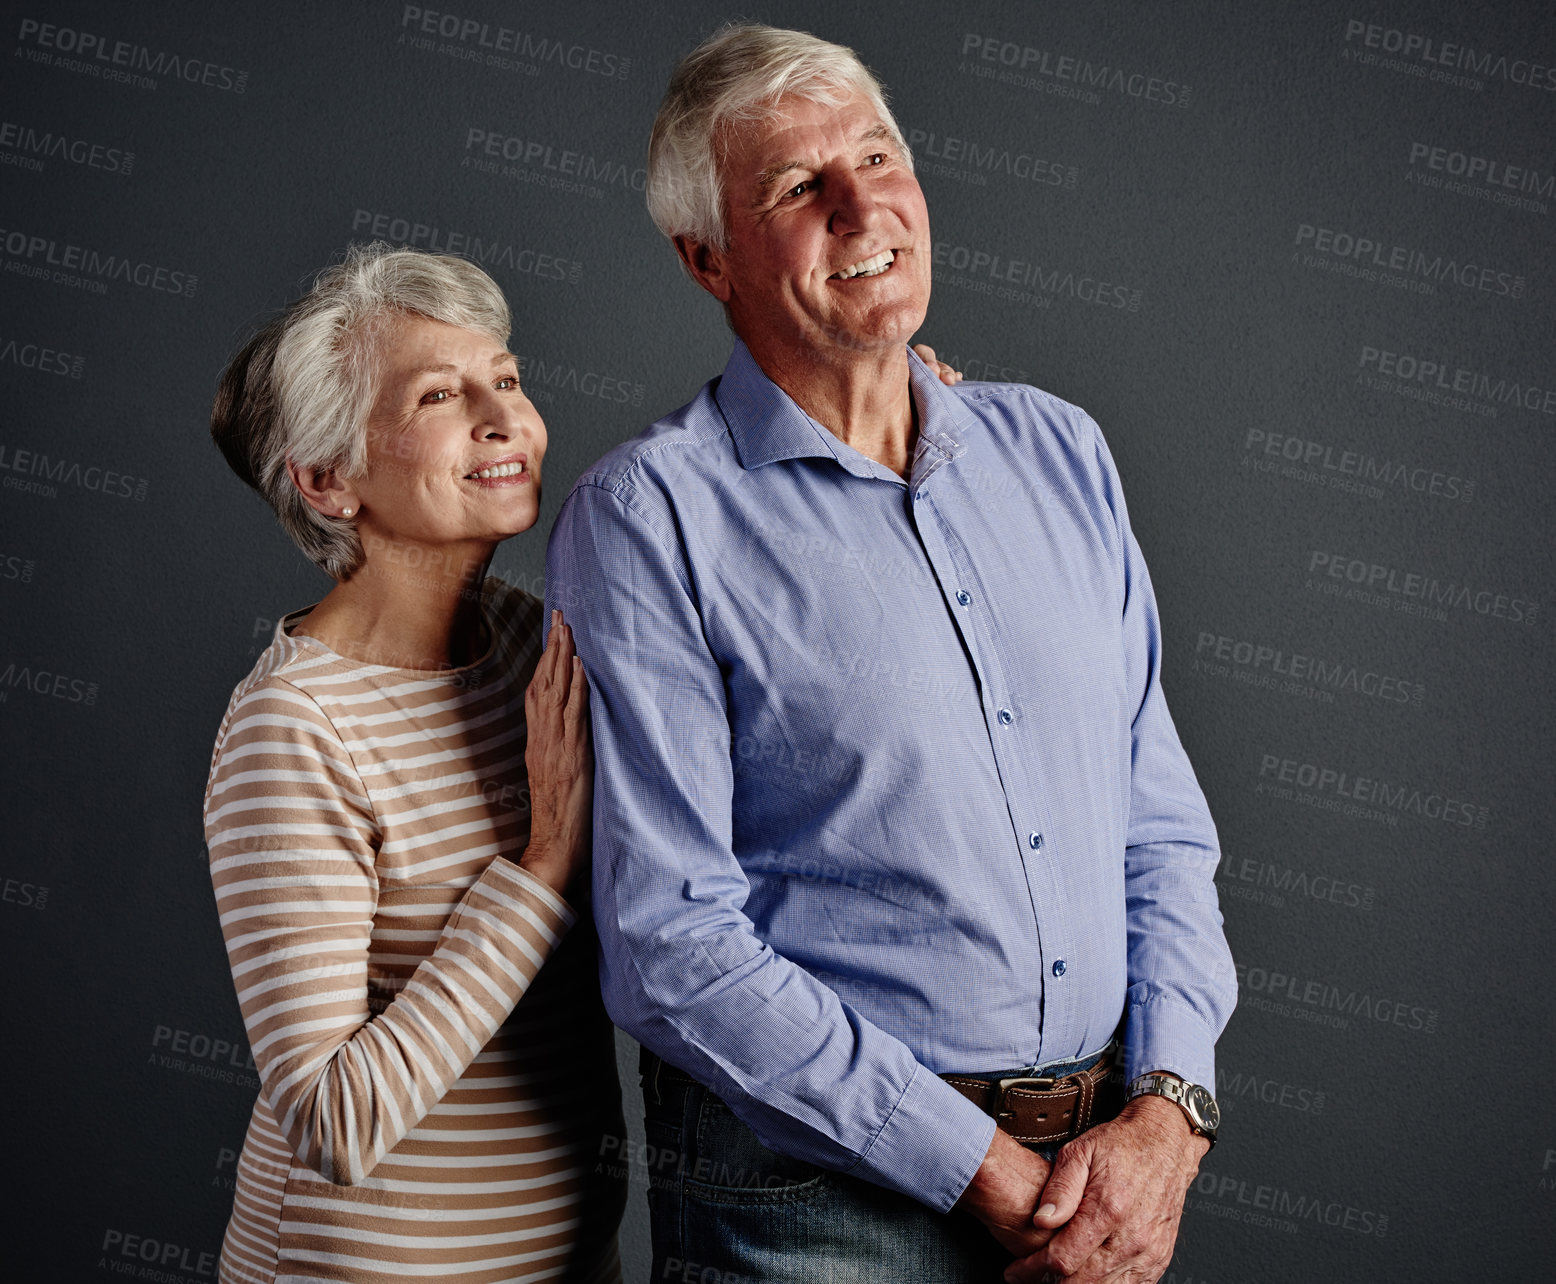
[211,242,510,581]
[646,23,912,251]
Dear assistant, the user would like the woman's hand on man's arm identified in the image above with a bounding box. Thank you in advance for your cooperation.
[521,610,592,901]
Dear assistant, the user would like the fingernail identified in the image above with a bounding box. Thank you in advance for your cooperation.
[1037,1203,1057,1218]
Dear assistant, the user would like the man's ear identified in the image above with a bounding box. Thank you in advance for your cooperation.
[674,235,734,305]
[286,456,359,519]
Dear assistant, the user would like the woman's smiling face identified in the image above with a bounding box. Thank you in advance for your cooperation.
[346,313,547,564]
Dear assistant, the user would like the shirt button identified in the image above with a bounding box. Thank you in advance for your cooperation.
[1052,959,1067,977]
[956,589,972,607]
[1028,832,1043,850]
[997,708,1014,725]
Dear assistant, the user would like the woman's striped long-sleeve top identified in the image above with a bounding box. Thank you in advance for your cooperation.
[203,580,624,1283]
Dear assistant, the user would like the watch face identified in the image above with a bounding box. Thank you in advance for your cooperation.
[1186,1084,1220,1132]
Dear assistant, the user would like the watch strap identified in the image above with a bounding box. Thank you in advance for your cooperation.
[1126,1073,1218,1145]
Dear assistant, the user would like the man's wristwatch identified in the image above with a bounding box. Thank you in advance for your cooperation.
[1125,1073,1220,1147]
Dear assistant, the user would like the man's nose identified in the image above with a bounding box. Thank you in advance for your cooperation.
[827,171,884,236]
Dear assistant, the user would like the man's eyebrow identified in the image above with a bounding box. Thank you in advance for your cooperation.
[751,125,901,200]
[754,158,806,200]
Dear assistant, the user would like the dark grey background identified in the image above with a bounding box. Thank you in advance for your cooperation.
[2,1,1552,1280]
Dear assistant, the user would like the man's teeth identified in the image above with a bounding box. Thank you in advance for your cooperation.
[468,461,525,479]
[833,250,894,280]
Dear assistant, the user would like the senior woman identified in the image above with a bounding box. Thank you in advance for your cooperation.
[204,242,619,1284]
[204,242,961,1283]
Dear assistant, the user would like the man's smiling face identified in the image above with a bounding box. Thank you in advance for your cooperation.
[706,89,932,362]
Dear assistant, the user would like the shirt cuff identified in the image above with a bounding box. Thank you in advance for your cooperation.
[849,1062,998,1213]
[1123,996,1221,1090]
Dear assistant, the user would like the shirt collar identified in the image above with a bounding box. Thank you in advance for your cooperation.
[714,338,976,483]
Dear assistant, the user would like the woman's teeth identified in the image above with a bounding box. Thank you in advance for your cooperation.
[468,461,525,479]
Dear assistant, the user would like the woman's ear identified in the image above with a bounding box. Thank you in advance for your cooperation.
[286,456,359,519]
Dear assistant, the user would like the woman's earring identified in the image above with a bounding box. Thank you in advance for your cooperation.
[341,507,354,518]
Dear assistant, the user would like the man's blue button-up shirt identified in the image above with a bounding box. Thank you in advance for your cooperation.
[545,340,1236,1213]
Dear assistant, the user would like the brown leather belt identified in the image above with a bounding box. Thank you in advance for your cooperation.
[942,1050,1121,1148]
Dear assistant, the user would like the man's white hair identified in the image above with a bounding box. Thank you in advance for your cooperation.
[646,23,913,251]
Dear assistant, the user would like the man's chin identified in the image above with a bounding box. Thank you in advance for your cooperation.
[811,314,929,360]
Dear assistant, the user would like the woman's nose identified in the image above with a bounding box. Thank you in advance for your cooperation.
[471,387,516,439]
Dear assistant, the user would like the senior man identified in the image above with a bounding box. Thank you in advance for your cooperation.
[547,24,1235,1283]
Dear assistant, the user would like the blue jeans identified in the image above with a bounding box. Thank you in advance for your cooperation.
[641,1047,1111,1284]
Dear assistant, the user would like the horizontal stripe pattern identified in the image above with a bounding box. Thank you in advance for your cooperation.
[205,580,624,1282]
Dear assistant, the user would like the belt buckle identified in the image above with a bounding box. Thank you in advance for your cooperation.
[994,1075,1056,1121]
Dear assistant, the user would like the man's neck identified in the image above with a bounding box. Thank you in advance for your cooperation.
[744,337,918,479]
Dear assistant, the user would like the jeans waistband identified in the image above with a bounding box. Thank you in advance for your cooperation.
[948,1039,1116,1083]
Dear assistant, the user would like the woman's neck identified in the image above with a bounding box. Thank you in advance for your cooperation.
[292,543,497,671]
